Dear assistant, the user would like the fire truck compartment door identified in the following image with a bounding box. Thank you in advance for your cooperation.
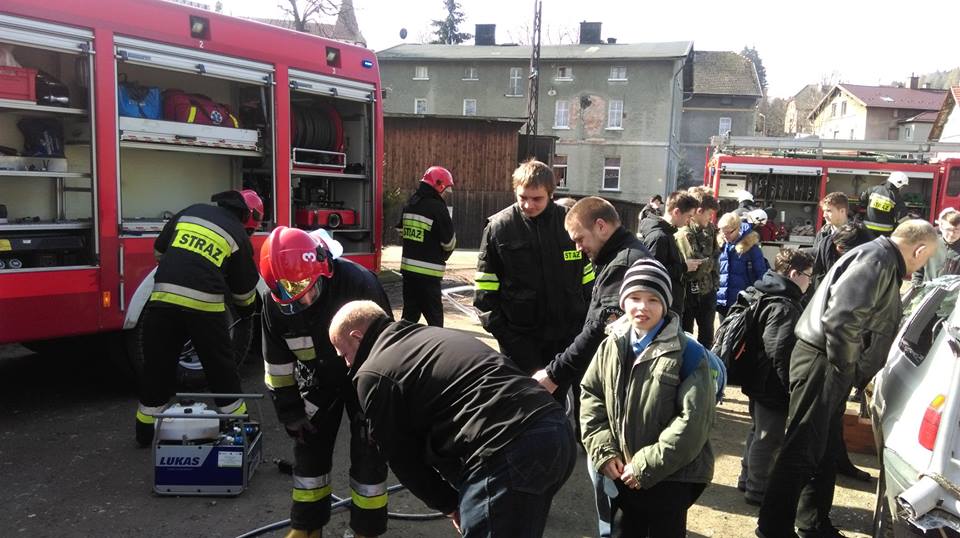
[0,13,93,54]
[720,163,822,176]
[114,37,273,85]
[826,167,934,180]
[288,69,376,103]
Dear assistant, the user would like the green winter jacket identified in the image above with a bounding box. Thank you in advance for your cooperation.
[675,221,719,295]
[580,312,715,489]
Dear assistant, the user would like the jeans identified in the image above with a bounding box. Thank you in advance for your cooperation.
[587,459,616,538]
[613,480,706,537]
[458,409,576,537]
[739,399,787,502]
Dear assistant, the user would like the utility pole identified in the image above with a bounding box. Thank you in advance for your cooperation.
[524,0,542,160]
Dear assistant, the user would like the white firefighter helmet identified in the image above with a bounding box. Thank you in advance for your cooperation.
[888,171,909,189]
[747,209,769,226]
[735,189,754,203]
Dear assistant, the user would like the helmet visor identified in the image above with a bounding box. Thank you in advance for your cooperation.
[276,278,324,315]
[278,277,314,299]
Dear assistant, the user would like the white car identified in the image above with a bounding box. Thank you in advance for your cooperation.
[870,275,960,536]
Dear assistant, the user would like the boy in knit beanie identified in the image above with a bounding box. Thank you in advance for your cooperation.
[581,258,715,535]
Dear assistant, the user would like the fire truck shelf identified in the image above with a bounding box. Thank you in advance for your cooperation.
[290,168,366,180]
[0,264,95,273]
[762,199,818,204]
[0,222,92,231]
[120,141,262,158]
[0,98,87,116]
[329,228,371,234]
[0,171,90,178]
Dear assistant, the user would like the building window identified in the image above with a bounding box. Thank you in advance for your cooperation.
[718,117,732,136]
[850,128,855,139]
[508,67,523,96]
[553,155,568,189]
[556,66,573,80]
[833,130,839,139]
[414,98,427,114]
[463,99,477,116]
[602,157,621,191]
[463,67,478,80]
[892,109,900,118]
[554,100,570,129]
[840,100,847,115]
[414,66,429,80]
[831,103,837,117]
[904,125,913,141]
[607,100,623,129]
[609,66,627,80]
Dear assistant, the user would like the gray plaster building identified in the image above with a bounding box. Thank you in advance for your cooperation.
[377,23,692,202]
[679,51,762,187]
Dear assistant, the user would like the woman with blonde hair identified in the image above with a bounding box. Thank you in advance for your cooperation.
[716,212,769,318]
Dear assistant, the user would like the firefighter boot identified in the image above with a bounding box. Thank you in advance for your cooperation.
[283,530,321,538]
[135,420,155,448]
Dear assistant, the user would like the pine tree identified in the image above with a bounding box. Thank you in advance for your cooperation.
[740,46,768,96]
[430,0,472,44]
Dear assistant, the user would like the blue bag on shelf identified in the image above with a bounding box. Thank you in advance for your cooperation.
[117,75,161,119]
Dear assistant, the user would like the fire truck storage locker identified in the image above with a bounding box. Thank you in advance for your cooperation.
[0,14,96,271]
[113,37,276,300]
[822,166,935,221]
[288,69,376,255]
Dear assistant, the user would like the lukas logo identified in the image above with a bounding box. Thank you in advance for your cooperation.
[160,456,202,466]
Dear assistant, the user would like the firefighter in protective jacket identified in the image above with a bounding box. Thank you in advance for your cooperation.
[861,171,909,236]
[134,189,263,447]
[259,226,391,538]
[398,166,456,326]
[474,160,594,380]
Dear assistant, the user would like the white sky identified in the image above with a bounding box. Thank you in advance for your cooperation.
[221,0,960,99]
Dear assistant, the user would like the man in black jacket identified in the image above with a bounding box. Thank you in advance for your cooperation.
[259,226,392,538]
[637,190,699,315]
[474,160,593,378]
[329,300,576,538]
[737,248,813,506]
[757,220,939,538]
[399,166,456,326]
[531,196,650,538]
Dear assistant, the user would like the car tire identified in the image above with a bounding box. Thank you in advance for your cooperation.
[125,303,257,394]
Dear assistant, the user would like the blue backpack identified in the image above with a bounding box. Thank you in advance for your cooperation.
[679,332,726,404]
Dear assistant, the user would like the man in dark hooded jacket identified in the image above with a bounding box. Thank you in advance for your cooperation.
[637,191,699,315]
[757,220,939,538]
[736,249,813,506]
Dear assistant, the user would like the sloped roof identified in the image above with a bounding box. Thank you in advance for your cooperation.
[791,84,826,108]
[251,0,365,47]
[929,86,960,141]
[839,84,946,109]
[809,83,948,121]
[900,111,939,123]
[377,41,693,62]
[691,51,762,97]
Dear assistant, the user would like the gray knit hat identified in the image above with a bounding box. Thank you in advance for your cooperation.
[619,258,672,311]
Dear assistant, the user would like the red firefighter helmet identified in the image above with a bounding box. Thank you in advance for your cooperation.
[259,226,333,314]
[421,166,454,194]
[240,189,264,232]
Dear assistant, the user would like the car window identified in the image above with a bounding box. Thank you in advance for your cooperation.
[900,276,960,365]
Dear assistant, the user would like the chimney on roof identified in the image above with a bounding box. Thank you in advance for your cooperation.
[579,21,602,45]
[909,74,919,90]
[475,24,496,46]
[606,37,617,44]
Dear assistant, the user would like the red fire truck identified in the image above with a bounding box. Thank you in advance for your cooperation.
[705,136,960,244]
[0,1,385,364]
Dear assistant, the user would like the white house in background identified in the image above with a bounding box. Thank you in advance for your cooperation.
[930,87,960,159]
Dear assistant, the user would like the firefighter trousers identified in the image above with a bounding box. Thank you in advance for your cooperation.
[401,271,443,327]
[135,305,244,427]
[291,379,388,535]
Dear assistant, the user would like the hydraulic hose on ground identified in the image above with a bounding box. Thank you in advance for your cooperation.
[234,484,445,538]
